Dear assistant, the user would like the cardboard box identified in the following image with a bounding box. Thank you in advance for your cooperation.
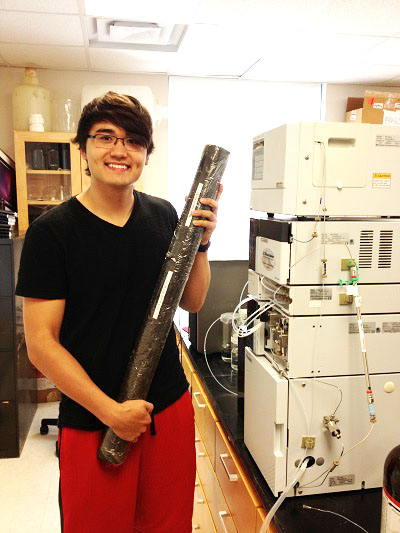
[346,91,400,124]
[346,107,363,123]
[362,90,400,124]
[36,369,61,403]
[346,97,364,113]
[345,97,364,123]
[37,388,62,403]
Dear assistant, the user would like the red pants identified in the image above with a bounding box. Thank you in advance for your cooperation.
[58,391,195,533]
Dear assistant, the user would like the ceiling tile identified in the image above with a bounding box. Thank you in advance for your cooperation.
[310,0,400,37]
[169,24,261,76]
[257,33,385,67]
[0,0,79,13]
[357,37,400,65]
[323,64,400,84]
[196,0,400,36]
[230,31,389,81]
[89,48,173,73]
[195,0,320,29]
[0,43,87,69]
[242,57,400,84]
[0,11,84,45]
[84,0,201,24]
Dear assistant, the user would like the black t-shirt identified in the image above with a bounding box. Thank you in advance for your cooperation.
[16,192,188,430]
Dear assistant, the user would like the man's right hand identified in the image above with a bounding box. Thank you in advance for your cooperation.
[109,399,154,442]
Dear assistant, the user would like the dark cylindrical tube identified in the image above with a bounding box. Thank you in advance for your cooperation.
[98,145,230,465]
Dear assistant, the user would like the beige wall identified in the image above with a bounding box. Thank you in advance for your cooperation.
[0,67,168,198]
[3,65,399,198]
[325,83,400,122]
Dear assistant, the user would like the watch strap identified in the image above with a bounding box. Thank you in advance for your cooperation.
[198,240,211,252]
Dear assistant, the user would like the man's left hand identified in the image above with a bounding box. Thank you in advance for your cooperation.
[191,184,223,245]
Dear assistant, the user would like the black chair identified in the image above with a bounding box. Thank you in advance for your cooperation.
[40,418,59,457]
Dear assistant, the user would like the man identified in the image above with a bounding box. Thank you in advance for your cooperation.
[16,92,221,532]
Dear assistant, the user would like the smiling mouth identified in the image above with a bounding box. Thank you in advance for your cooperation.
[106,163,130,170]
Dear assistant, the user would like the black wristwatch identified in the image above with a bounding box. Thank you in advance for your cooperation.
[198,240,211,253]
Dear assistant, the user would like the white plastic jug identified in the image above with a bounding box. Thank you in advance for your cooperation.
[12,68,51,131]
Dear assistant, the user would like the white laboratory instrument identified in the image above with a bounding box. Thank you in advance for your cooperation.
[251,122,400,216]
[244,121,400,498]
[244,347,400,497]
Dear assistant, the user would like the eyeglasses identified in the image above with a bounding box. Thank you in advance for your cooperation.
[87,134,144,152]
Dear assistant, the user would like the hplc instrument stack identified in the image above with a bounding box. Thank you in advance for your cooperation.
[243,121,400,497]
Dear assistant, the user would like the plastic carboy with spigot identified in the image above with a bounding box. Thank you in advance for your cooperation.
[12,68,51,131]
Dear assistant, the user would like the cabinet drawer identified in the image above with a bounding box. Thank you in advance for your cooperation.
[193,477,216,532]
[0,298,14,350]
[0,352,15,401]
[196,437,237,533]
[192,372,217,468]
[215,423,261,533]
[195,429,209,484]
[0,402,17,456]
[0,244,13,296]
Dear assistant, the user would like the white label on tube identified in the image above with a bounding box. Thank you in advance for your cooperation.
[153,270,173,319]
[185,183,204,227]
[358,319,367,352]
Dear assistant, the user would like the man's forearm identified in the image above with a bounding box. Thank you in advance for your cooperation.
[179,250,210,312]
[28,338,117,427]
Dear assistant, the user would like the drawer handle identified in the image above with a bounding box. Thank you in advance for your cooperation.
[220,453,238,482]
[197,451,206,457]
[193,392,205,408]
[193,525,200,530]
[196,498,205,504]
[218,511,230,533]
[195,437,201,442]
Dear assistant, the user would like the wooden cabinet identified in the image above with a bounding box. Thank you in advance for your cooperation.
[256,508,267,531]
[14,131,88,235]
[195,424,237,532]
[215,422,262,532]
[192,372,217,468]
[181,345,194,390]
[193,475,216,532]
[179,342,267,533]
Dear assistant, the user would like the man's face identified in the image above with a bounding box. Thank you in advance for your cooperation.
[81,121,148,188]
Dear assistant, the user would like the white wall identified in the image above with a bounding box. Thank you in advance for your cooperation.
[0,67,169,198]
[168,77,322,260]
[325,83,400,122]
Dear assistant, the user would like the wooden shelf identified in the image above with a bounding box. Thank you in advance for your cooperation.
[26,170,71,175]
[27,200,63,206]
[14,130,84,234]
[13,130,76,141]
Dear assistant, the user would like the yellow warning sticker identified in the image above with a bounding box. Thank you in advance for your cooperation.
[372,173,391,189]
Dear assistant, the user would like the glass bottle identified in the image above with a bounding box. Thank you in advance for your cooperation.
[230,331,238,371]
[231,308,247,372]
[220,312,233,363]
[381,444,400,532]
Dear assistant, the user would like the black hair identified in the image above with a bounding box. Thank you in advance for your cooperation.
[72,91,154,176]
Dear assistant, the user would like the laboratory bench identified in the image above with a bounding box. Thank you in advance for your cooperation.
[176,329,382,533]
